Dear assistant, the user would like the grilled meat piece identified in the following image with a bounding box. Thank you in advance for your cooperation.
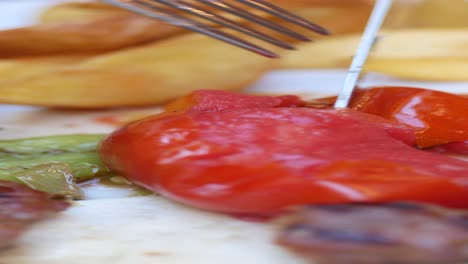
[0,180,69,250]
[277,202,468,264]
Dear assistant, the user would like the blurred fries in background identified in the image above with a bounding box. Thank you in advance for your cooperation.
[0,0,465,108]
[386,0,468,29]
[281,29,468,81]
[39,2,127,23]
[0,12,185,57]
[0,33,277,108]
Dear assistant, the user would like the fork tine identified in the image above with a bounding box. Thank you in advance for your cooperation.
[234,0,330,35]
[150,0,295,50]
[102,0,279,57]
[195,0,312,41]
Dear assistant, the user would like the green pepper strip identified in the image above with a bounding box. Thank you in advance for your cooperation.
[0,134,109,197]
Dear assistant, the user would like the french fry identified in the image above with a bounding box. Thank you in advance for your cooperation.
[39,2,124,23]
[280,29,468,76]
[39,2,126,23]
[388,0,468,29]
[40,1,266,24]
[39,1,265,23]
[1,0,375,59]
[365,58,468,81]
[290,4,371,36]
[0,12,185,58]
[38,0,374,33]
[0,33,278,108]
[0,56,86,84]
[269,0,373,9]
[41,0,373,20]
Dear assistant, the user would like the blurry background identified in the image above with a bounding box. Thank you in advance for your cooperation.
[0,0,466,109]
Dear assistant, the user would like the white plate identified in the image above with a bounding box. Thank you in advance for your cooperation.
[0,2,467,264]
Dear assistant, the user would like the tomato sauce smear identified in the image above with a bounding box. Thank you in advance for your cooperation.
[100,91,468,214]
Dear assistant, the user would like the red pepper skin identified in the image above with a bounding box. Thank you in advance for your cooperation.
[165,90,416,146]
[100,105,468,214]
[165,89,306,112]
[430,141,468,156]
[347,87,468,148]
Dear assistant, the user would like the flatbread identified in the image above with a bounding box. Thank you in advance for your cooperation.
[0,196,306,264]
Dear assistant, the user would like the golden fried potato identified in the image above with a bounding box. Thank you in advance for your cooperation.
[412,0,468,28]
[39,2,125,23]
[365,58,468,81]
[0,12,185,58]
[40,1,265,24]
[38,0,373,40]
[270,0,373,9]
[2,0,374,59]
[281,29,468,68]
[0,33,277,108]
[388,0,468,29]
[291,4,371,36]
[0,56,86,83]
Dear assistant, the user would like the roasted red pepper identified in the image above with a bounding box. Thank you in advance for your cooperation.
[100,91,468,214]
[165,89,306,112]
[430,141,468,155]
[346,87,468,148]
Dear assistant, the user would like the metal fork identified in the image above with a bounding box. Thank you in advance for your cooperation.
[102,0,330,58]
